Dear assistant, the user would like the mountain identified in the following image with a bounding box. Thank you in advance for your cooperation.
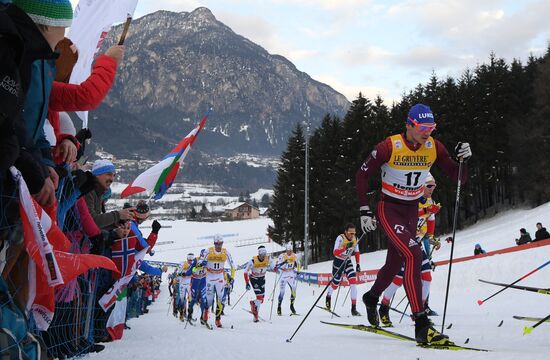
[89,7,350,160]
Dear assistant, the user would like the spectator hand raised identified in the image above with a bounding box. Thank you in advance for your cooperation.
[105,45,125,64]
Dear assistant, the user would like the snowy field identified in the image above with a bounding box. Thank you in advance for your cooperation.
[92,203,550,360]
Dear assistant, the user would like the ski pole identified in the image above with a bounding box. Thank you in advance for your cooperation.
[441,159,464,334]
[394,294,407,309]
[332,283,342,319]
[399,302,409,324]
[230,289,249,310]
[341,287,351,307]
[286,233,365,343]
[477,260,550,306]
[523,313,550,335]
[269,271,281,321]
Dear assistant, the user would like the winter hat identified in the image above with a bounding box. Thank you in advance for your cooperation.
[13,0,73,27]
[425,172,435,184]
[91,159,116,176]
[258,245,267,256]
[285,242,293,251]
[407,104,435,125]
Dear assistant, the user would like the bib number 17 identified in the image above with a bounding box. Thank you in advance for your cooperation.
[405,172,421,186]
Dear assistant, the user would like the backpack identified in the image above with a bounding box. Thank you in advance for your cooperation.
[0,277,47,360]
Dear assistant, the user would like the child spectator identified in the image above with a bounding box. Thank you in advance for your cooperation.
[515,228,532,245]
[474,243,486,256]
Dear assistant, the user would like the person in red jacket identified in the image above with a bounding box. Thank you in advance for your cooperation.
[48,40,124,164]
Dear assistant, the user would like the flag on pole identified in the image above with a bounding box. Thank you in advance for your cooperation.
[121,113,209,199]
[10,167,119,330]
[106,288,128,340]
[68,0,139,127]
[99,247,147,311]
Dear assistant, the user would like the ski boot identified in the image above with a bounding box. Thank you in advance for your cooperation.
[425,305,438,316]
[325,295,331,311]
[215,316,222,328]
[277,302,282,316]
[290,301,297,315]
[362,291,380,327]
[250,300,259,322]
[200,309,209,325]
[179,310,185,321]
[378,304,393,327]
[415,312,451,345]
[351,303,361,316]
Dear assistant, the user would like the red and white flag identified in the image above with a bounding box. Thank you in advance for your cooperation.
[11,167,119,330]
[106,288,128,340]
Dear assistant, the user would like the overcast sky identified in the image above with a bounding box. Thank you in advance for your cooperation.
[73,0,550,102]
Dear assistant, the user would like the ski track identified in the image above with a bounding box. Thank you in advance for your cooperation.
[92,203,550,360]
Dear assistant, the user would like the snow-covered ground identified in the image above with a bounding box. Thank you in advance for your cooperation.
[92,203,550,360]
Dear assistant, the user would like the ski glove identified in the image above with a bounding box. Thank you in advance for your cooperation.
[152,220,162,234]
[425,203,441,214]
[246,283,251,291]
[359,205,377,232]
[454,142,472,161]
[356,264,361,272]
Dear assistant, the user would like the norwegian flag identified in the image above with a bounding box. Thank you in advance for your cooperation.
[111,237,136,280]
[11,167,119,330]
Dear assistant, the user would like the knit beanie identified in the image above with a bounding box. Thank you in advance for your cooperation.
[12,0,73,27]
[91,159,116,176]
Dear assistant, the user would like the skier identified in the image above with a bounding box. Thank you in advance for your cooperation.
[175,254,194,321]
[325,223,362,316]
[277,242,300,316]
[202,234,235,327]
[379,173,442,326]
[188,249,208,324]
[357,103,470,345]
[243,245,274,322]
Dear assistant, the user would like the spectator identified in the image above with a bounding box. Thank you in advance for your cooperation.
[515,228,532,245]
[85,159,134,230]
[534,222,550,242]
[474,243,486,256]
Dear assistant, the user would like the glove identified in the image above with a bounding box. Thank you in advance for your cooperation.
[454,142,472,161]
[72,169,97,196]
[431,237,441,250]
[425,203,441,214]
[152,220,161,234]
[246,283,251,291]
[359,205,377,232]
[356,264,361,272]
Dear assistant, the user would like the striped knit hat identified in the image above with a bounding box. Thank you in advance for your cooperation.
[13,0,73,27]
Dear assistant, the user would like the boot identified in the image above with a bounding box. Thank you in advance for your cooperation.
[290,301,297,315]
[277,301,282,316]
[414,313,450,345]
[201,309,209,324]
[351,303,361,316]
[215,316,222,328]
[362,291,380,327]
[425,305,438,316]
[325,296,331,310]
[188,306,194,321]
[179,310,185,321]
[250,300,258,316]
[378,304,392,327]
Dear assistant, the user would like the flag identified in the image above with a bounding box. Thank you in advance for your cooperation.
[106,288,128,340]
[68,0,139,127]
[99,247,147,311]
[121,113,209,199]
[111,236,136,280]
[11,167,119,330]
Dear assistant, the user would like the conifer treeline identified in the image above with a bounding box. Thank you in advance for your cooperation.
[269,49,550,263]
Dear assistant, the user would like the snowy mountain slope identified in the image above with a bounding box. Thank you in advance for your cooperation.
[92,203,550,360]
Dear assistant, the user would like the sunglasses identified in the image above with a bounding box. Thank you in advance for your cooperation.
[426,184,436,188]
[408,118,437,133]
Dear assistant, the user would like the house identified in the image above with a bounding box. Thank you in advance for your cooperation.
[224,202,260,220]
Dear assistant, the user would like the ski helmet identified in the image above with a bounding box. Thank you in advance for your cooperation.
[258,245,267,256]
[213,234,223,244]
[285,242,293,251]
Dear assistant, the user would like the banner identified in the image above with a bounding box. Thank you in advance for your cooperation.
[68,0,138,127]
